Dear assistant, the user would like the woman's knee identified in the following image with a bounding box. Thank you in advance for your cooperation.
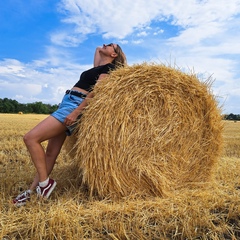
[23,132,30,145]
[23,131,37,146]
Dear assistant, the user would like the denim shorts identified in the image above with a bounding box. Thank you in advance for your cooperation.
[51,92,85,124]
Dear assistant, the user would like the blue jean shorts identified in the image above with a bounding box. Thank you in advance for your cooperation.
[51,91,85,124]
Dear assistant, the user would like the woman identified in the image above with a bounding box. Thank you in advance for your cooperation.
[13,43,127,206]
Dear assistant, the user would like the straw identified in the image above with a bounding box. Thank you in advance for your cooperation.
[64,63,223,199]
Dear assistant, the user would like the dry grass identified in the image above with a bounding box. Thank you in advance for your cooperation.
[0,122,240,237]
[223,120,240,158]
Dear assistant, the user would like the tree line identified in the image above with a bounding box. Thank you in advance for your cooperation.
[222,113,240,121]
[0,97,239,120]
[0,98,58,114]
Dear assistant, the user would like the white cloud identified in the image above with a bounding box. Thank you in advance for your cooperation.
[0,59,25,76]
[56,0,240,42]
[1,0,240,113]
[55,0,163,42]
[132,40,144,45]
[50,31,84,47]
[153,29,164,35]
[137,31,148,37]
[0,52,89,104]
[0,81,42,100]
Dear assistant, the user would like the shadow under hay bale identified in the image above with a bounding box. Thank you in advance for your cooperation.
[64,63,223,199]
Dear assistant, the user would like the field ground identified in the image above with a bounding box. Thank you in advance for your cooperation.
[0,114,239,239]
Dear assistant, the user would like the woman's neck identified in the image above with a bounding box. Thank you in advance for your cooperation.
[97,57,113,66]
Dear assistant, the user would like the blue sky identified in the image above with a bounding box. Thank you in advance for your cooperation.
[0,0,240,114]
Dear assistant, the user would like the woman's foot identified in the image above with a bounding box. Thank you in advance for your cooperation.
[13,189,32,207]
[36,178,57,199]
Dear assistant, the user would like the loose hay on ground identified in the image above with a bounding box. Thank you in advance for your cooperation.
[1,114,239,239]
[64,63,223,199]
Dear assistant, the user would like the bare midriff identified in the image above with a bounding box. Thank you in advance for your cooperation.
[71,87,89,95]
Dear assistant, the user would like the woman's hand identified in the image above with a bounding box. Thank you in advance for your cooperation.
[63,91,94,126]
[64,111,79,126]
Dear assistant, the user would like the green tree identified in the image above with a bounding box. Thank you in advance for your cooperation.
[0,98,59,114]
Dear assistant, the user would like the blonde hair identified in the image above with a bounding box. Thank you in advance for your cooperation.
[112,44,127,67]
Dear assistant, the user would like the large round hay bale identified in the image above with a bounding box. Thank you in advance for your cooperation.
[65,63,223,199]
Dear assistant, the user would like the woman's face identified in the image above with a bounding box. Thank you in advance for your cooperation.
[102,43,118,56]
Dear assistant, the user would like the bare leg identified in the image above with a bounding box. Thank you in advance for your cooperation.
[23,116,67,185]
[29,132,67,191]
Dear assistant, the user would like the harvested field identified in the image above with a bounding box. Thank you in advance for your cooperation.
[0,119,240,240]
[0,112,240,238]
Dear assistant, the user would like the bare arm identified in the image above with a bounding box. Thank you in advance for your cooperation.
[93,47,102,67]
[63,73,108,126]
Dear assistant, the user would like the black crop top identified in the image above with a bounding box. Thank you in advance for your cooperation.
[74,63,115,92]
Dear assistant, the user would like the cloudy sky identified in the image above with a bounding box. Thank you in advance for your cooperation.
[0,0,240,114]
